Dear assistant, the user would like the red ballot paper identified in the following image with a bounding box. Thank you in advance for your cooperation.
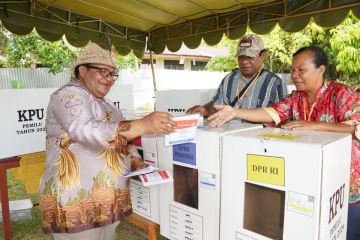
[139,170,174,187]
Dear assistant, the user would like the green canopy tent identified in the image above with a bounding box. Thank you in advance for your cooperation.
[1,0,360,58]
[1,2,359,240]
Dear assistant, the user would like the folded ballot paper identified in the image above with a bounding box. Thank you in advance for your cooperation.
[164,113,200,146]
[139,170,173,187]
[124,165,173,186]
[123,165,158,178]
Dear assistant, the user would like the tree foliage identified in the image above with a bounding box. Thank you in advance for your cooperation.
[0,24,9,66]
[205,56,237,72]
[116,52,141,71]
[329,15,360,90]
[262,27,312,72]
[10,80,26,89]
[205,37,237,71]
[206,14,360,90]
[2,30,78,73]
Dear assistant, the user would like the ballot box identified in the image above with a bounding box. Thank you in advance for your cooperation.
[106,83,135,112]
[155,89,215,116]
[220,128,352,240]
[130,134,161,224]
[123,112,161,224]
[157,121,262,240]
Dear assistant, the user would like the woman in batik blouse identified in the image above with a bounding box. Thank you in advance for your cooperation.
[208,46,360,239]
[39,42,176,240]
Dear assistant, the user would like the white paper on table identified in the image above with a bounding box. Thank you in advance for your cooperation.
[123,165,158,178]
[164,113,200,146]
[139,170,174,187]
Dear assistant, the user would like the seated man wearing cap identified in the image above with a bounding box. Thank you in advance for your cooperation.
[187,34,288,117]
[39,42,176,240]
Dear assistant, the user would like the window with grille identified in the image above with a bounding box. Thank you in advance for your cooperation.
[164,60,184,70]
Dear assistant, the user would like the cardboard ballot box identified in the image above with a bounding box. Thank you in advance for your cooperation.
[157,121,262,240]
[155,89,214,116]
[220,128,352,240]
[123,113,161,224]
[130,134,161,224]
[106,83,135,112]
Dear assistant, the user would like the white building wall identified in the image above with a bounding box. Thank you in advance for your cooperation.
[156,58,164,69]
[0,68,226,112]
[184,59,192,71]
[0,67,292,112]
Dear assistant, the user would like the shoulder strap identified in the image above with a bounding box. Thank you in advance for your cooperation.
[264,69,280,81]
[229,69,265,107]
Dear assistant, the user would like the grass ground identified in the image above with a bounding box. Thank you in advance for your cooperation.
[0,170,167,240]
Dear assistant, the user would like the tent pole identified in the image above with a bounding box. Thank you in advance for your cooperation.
[149,50,157,92]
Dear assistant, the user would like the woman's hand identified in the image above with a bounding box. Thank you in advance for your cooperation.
[281,120,357,138]
[281,120,322,131]
[208,105,236,128]
[141,112,176,134]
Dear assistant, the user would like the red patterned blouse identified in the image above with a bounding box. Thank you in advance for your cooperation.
[269,81,360,204]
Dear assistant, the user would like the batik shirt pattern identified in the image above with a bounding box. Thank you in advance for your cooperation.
[39,80,145,233]
[269,81,360,204]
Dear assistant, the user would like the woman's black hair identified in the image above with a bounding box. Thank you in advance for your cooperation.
[293,46,328,69]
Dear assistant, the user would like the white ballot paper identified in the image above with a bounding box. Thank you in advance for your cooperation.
[123,165,158,178]
[164,114,200,146]
[139,170,173,187]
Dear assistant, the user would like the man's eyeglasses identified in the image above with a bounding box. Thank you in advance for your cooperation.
[85,65,119,81]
